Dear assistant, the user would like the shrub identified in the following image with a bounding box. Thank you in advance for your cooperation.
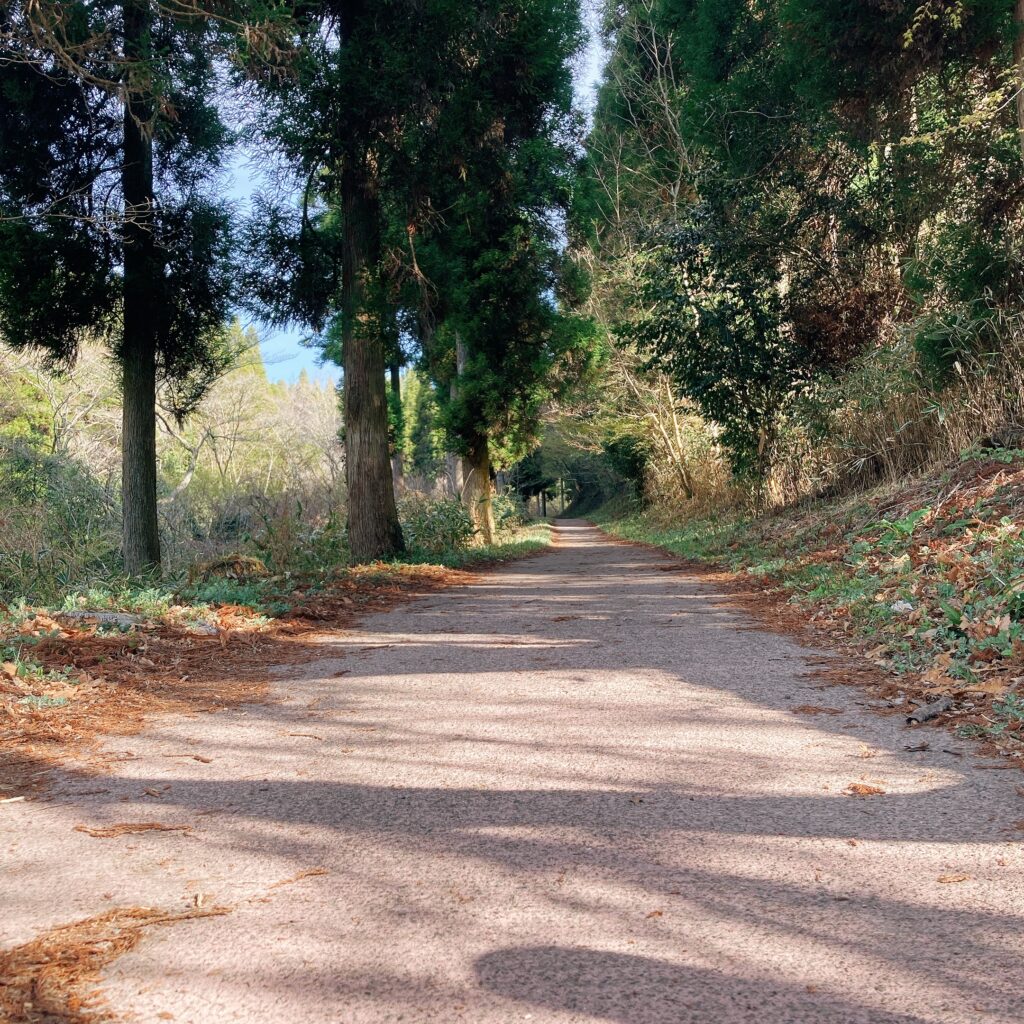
[492,492,527,530]
[0,439,121,603]
[398,494,475,554]
[246,497,349,574]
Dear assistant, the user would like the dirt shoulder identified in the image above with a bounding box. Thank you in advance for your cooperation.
[0,561,498,800]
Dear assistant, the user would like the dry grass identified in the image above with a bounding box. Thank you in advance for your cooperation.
[642,310,1024,519]
[0,907,230,1024]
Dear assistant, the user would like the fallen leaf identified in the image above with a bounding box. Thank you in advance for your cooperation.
[937,873,970,884]
[792,705,843,716]
[844,783,886,797]
[965,679,1009,695]
[645,910,663,919]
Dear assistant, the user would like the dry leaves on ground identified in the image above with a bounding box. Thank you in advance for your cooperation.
[844,783,887,797]
[1,564,474,797]
[0,906,228,1024]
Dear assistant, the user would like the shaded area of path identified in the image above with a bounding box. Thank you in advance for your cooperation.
[2,522,1023,1023]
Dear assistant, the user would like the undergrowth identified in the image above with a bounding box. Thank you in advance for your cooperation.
[0,522,551,705]
[0,520,553,796]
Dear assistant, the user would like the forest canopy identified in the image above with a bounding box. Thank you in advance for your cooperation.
[3,0,1024,588]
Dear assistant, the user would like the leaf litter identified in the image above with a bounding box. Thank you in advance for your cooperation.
[0,906,229,1024]
[0,862,339,1023]
[0,563,473,797]
[630,453,1024,766]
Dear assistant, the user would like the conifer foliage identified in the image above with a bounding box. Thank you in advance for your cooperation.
[247,0,589,557]
[0,1,252,572]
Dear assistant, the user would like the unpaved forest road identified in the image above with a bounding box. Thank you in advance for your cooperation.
[4,522,1024,1024]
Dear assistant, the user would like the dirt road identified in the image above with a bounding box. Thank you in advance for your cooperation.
[3,522,1023,1023]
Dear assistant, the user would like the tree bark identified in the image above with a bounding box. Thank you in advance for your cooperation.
[446,331,492,541]
[120,0,161,575]
[389,362,405,494]
[341,160,404,561]
[443,331,467,499]
[463,433,495,545]
[1016,0,1024,160]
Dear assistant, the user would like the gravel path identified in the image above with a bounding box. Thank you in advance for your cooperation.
[3,521,1023,1023]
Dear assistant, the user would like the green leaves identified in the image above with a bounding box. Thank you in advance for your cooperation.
[626,202,805,479]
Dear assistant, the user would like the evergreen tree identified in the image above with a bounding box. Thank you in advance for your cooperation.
[580,0,1023,483]
[412,0,591,541]
[0,1,261,573]
[247,0,593,556]
[246,0,489,561]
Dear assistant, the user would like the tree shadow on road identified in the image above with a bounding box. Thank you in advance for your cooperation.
[9,522,1024,1021]
[475,945,937,1023]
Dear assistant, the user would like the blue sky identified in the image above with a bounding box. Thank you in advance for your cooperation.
[226,8,606,385]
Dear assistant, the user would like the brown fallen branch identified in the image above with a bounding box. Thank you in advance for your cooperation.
[74,822,192,839]
[906,696,953,726]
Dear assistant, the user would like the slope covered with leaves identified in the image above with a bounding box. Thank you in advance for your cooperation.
[600,450,1024,758]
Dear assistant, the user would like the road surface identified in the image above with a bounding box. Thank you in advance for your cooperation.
[3,522,1023,1023]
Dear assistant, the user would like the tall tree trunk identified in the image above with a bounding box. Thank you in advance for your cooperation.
[463,432,495,545]
[389,362,405,494]
[341,161,404,561]
[447,331,493,541]
[1016,0,1024,160]
[444,332,467,498]
[120,0,161,575]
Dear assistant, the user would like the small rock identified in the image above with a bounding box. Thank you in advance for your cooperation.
[57,611,143,628]
[185,622,219,636]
